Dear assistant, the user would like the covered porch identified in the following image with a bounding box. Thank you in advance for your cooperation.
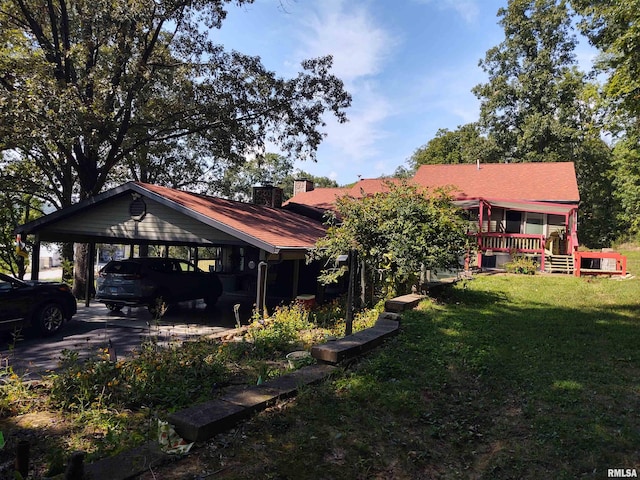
[459,198,579,272]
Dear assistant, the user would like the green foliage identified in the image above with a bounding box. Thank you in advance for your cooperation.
[410,123,501,167]
[50,342,228,411]
[0,360,38,416]
[247,304,314,356]
[504,255,538,274]
[473,0,585,162]
[310,181,470,298]
[612,133,640,236]
[0,0,351,204]
[0,164,43,277]
[196,254,640,479]
[574,0,640,122]
[217,153,294,201]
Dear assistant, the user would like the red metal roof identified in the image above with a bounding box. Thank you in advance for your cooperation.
[412,162,579,202]
[136,183,327,250]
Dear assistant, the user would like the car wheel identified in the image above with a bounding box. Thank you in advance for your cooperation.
[36,302,65,337]
[148,291,170,317]
[106,303,123,312]
[204,295,220,308]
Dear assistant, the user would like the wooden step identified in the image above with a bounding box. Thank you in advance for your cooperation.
[545,255,574,274]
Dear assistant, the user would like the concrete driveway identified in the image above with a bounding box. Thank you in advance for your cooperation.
[0,293,255,379]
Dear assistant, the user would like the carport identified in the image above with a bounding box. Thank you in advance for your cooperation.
[15,182,328,311]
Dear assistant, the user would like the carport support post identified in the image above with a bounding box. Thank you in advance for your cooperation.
[85,243,96,307]
[31,235,41,281]
[256,261,268,318]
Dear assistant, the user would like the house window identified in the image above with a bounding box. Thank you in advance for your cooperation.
[505,211,522,233]
[525,213,544,235]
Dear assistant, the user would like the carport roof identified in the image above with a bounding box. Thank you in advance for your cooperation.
[17,182,328,254]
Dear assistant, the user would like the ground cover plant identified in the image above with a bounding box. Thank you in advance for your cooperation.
[139,248,640,479]
[0,301,381,478]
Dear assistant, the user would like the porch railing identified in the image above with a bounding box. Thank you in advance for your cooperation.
[478,233,545,253]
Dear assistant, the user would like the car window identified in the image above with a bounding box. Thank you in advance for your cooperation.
[175,260,188,272]
[0,279,11,292]
[102,262,140,275]
[146,260,172,273]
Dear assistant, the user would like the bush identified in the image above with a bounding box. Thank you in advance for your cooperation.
[247,304,313,356]
[504,255,538,275]
[50,341,229,411]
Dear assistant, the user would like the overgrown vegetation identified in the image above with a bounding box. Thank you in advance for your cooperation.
[504,253,538,274]
[139,248,640,479]
[0,300,379,478]
[311,181,470,299]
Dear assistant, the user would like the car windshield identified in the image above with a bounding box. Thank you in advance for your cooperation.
[0,273,25,288]
[102,262,141,275]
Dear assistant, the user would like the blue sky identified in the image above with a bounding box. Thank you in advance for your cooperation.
[216,0,595,186]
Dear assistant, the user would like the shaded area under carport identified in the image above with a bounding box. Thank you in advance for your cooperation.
[1,293,256,379]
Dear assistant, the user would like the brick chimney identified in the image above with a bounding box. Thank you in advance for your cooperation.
[252,185,283,208]
[293,179,314,196]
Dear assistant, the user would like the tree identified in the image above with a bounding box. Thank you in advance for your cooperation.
[310,181,469,300]
[0,0,351,296]
[571,1,640,240]
[216,153,295,201]
[611,134,640,236]
[572,1,640,129]
[473,0,585,162]
[216,158,339,201]
[280,169,339,199]
[410,123,501,167]
[0,160,44,278]
[470,0,621,246]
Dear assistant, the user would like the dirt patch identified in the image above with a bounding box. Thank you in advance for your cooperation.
[0,411,73,478]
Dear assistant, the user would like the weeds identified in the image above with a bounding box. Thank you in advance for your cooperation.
[2,297,380,475]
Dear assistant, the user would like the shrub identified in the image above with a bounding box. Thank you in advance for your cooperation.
[247,303,313,356]
[504,255,538,275]
[50,341,229,411]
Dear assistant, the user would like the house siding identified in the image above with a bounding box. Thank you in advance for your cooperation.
[39,195,242,245]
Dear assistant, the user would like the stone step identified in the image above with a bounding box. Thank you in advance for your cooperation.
[310,318,399,365]
[168,364,336,442]
[384,294,425,313]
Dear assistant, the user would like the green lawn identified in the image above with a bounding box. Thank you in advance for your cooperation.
[160,249,640,479]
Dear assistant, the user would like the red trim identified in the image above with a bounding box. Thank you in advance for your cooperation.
[573,251,627,277]
[457,196,578,210]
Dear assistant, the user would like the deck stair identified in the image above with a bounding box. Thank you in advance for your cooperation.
[545,254,574,274]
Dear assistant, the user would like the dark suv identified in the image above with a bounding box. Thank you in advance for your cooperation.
[95,257,223,315]
[0,272,77,336]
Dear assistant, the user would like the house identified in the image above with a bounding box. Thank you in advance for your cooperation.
[16,182,328,309]
[285,162,581,272]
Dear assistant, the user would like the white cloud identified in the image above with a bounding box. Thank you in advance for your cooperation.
[413,0,481,24]
[286,0,399,166]
[294,0,398,86]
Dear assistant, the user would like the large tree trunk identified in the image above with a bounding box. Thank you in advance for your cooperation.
[73,243,91,299]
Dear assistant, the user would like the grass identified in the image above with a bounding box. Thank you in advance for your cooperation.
[141,248,640,479]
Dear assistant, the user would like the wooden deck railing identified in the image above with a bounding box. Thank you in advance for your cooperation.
[478,233,545,253]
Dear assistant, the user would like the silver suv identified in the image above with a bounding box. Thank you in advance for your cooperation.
[95,257,223,315]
